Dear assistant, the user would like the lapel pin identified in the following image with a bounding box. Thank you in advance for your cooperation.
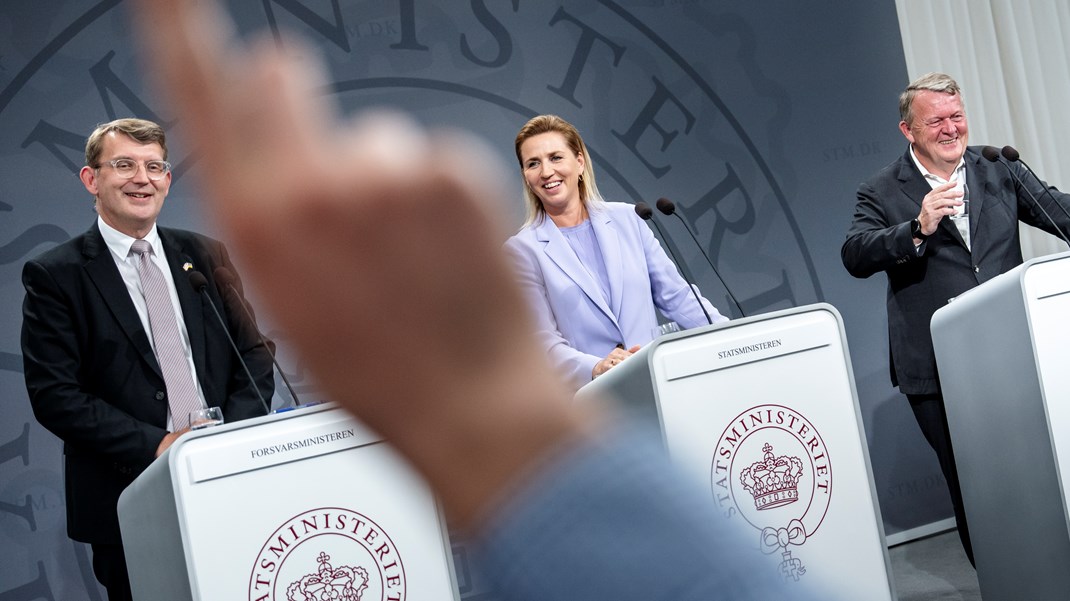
[182,262,194,272]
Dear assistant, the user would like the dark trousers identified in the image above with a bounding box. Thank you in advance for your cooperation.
[91,543,133,601]
[907,392,975,567]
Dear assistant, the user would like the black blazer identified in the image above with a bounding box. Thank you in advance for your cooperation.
[842,146,1070,395]
[21,222,274,544]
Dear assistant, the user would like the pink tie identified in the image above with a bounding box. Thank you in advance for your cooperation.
[130,239,203,428]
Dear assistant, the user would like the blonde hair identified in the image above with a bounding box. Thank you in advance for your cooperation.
[514,115,605,226]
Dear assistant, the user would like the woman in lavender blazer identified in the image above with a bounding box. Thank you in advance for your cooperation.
[505,115,726,391]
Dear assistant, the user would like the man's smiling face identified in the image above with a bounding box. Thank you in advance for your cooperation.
[80,131,171,239]
[899,89,969,179]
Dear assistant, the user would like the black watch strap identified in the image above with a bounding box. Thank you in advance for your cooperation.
[911,218,927,241]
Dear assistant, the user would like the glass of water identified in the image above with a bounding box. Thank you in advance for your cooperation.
[189,406,224,430]
[951,182,969,221]
[652,321,681,339]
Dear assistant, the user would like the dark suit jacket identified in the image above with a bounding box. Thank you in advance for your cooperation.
[841,146,1070,395]
[21,222,274,544]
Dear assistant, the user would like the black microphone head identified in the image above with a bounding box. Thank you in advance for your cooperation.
[634,202,653,220]
[188,270,209,292]
[1001,145,1020,162]
[981,146,1001,162]
[213,266,236,287]
[655,197,676,215]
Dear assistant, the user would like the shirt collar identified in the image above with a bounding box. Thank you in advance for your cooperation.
[908,145,966,184]
[98,215,161,259]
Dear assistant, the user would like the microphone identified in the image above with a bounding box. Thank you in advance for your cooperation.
[214,266,302,408]
[655,198,746,317]
[188,270,271,415]
[1000,145,1070,228]
[981,146,1070,248]
[635,202,713,325]
[635,202,654,220]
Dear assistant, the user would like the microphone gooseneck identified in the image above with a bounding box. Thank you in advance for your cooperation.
[214,266,302,408]
[981,147,1070,248]
[635,202,713,325]
[999,145,1070,228]
[187,270,270,415]
[655,197,746,318]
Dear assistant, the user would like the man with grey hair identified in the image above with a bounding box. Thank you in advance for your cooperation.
[842,72,1070,565]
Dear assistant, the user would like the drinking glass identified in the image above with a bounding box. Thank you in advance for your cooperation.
[950,182,969,221]
[189,406,224,430]
[652,321,681,339]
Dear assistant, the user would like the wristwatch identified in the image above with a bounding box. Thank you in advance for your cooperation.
[910,218,927,241]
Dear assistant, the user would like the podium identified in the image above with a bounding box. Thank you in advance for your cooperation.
[576,303,894,599]
[931,251,1070,600]
[117,403,458,601]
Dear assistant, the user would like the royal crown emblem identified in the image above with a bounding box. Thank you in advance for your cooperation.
[740,443,803,510]
[714,405,832,584]
[285,551,369,601]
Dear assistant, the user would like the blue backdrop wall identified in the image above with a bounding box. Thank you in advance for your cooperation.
[0,1,952,598]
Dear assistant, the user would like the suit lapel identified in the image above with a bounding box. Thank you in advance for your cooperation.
[965,150,987,251]
[896,151,968,250]
[81,224,163,380]
[536,217,617,325]
[160,229,209,382]
[590,210,624,317]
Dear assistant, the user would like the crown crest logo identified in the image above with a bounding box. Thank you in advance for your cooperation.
[740,443,803,510]
[285,551,369,601]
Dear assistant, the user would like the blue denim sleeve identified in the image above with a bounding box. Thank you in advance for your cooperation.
[471,421,826,601]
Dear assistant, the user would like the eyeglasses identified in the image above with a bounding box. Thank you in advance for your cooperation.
[99,158,172,181]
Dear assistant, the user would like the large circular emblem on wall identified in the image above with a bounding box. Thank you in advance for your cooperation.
[0,1,822,598]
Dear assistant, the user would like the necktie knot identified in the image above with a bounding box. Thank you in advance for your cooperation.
[131,239,152,257]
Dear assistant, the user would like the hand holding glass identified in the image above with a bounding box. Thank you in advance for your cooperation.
[189,406,224,430]
[950,181,969,220]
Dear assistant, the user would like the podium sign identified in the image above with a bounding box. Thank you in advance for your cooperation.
[932,251,1070,600]
[577,304,894,599]
[118,403,458,601]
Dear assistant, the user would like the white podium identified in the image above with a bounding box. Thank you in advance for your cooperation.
[117,403,458,601]
[931,251,1070,600]
[576,303,894,599]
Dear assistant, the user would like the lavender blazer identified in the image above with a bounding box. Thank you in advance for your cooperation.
[505,202,726,390]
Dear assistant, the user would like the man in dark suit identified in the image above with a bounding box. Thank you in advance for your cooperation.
[842,72,1070,565]
[21,118,274,600]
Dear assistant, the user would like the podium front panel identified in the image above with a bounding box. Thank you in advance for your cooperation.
[579,304,893,599]
[1024,257,1070,525]
[121,404,458,601]
[931,251,1070,600]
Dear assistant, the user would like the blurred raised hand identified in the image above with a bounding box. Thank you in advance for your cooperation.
[130,0,592,531]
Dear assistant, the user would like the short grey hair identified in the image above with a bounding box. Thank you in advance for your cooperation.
[898,72,964,125]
